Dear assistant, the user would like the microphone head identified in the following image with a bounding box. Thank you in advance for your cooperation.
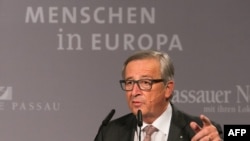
[102,109,115,126]
[137,109,143,127]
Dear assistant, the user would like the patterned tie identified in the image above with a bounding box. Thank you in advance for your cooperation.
[143,125,157,141]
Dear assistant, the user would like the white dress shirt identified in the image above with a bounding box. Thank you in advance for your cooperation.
[134,103,172,141]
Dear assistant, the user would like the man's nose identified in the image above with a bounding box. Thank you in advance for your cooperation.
[131,83,141,96]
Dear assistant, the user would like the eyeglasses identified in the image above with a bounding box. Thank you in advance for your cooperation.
[119,79,165,91]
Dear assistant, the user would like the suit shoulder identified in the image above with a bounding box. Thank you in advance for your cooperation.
[99,113,136,138]
[173,106,222,130]
[173,106,201,122]
[109,113,136,126]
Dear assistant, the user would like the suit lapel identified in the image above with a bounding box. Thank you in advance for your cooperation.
[167,104,189,141]
[119,114,137,141]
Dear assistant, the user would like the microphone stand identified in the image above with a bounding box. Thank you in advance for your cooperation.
[94,109,115,141]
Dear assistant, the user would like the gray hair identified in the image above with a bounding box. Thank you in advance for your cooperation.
[121,50,175,83]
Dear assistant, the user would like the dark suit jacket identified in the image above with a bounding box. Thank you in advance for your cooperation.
[94,104,223,141]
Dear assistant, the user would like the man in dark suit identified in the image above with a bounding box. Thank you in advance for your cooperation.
[95,50,223,141]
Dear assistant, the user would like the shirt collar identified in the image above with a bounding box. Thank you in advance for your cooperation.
[140,103,172,135]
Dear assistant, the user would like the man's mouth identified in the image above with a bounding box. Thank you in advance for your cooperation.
[132,101,142,107]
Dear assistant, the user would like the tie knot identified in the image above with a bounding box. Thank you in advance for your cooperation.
[143,125,157,136]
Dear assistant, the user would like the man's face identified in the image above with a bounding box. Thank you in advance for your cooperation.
[124,58,173,123]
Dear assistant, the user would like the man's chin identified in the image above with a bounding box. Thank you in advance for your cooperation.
[132,108,143,115]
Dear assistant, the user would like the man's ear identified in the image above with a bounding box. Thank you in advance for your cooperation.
[165,81,174,98]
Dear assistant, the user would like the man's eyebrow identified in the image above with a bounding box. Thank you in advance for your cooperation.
[125,76,153,80]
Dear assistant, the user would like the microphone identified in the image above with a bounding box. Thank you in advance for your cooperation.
[102,109,115,126]
[137,109,143,127]
[137,109,143,141]
[94,109,115,141]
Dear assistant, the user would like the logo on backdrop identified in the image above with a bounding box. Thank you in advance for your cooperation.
[0,86,12,100]
[0,86,60,112]
[0,87,12,110]
[172,84,250,114]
